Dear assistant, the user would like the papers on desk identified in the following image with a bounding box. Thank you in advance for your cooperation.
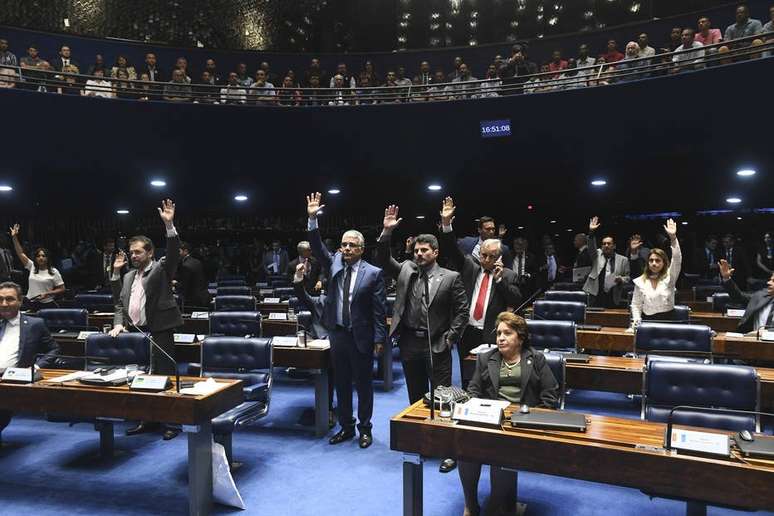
[43,370,91,384]
[272,336,298,347]
[174,333,196,344]
[92,312,114,316]
[180,377,221,396]
[259,289,274,296]
[268,312,288,321]
[190,311,210,319]
[725,332,746,338]
[196,334,207,342]
[262,297,280,303]
[670,428,729,457]
[307,339,330,350]
[77,331,99,340]
[761,330,774,342]
[470,343,496,355]
[726,309,745,318]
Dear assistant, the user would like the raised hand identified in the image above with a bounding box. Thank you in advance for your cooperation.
[113,250,127,271]
[493,257,504,281]
[498,224,507,238]
[383,204,402,231]
[405,236,416,253]
[664,218,677,241]
[719,259,734,281]
[306,192,325,219]
[9,224,19,238]
[158,198,175,226]
[630,236,642,252]
[439,196,456,226]
[589,216,600,232]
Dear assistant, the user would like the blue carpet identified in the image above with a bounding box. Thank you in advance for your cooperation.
[0,353,771,515]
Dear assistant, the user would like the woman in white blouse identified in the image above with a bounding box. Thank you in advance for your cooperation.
[630,219,681,325]
[9,224,65,307]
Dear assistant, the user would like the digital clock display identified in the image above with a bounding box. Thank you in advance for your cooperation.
[480,119,511,138]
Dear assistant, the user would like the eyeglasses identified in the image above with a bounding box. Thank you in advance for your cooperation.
[340,242,362,248]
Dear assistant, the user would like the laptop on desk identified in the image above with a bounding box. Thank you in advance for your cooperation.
[511,410,587,432]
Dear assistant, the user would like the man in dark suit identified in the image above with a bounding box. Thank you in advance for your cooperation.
[0,281,60,443]
[375,203,468,472]
[0,236,18,283]
[457,216,512,267]
[176,241,210,309]
[50,45,79,72]
[287,241,322,294]
[694,235,720,280]
[722,233,750,287]
[138,52,165,83]
[306,193,387,448]
[720,259,774,333]
[510,236,538,298]
[109,199,184,440]
[262,240,289,276]
[583,217,631,308]
[438,197,521,388]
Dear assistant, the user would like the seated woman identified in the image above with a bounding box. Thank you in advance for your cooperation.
[10,224,65,309]
[460,311,559,516]
[630,219,680,325]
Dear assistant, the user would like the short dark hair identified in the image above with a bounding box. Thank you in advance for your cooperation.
[478,216,495,228]
[601,234,616,244]
[129,235,154,252]
[0,281,22,299]
[414,234,438,251]
[180,241,192,252]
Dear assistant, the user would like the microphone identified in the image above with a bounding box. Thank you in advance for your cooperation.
[513,288,545,315]
[663,405,774,451]
[421,270,435,421]
[126,320,182,393]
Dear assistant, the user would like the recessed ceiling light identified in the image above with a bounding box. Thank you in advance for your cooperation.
[726,197,742,204]
[416,215,425,219]
[550,220,557,224]
[517,226,524,230]
[427,184,442,191]
[591,179,607,186]
[234,195,248,202]
[736,169,756,177]
[0,185,12,192]
[681,221,688,225]
[566,228,573,232]
[328,188,341,194]
[737,216,743,220]
[116,209,129,215]
[150,180,166,187]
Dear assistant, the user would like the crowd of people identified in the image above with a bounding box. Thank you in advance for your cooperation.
[1,4,773,102]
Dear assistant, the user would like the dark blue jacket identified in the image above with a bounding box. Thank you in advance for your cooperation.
[15,314,60,368]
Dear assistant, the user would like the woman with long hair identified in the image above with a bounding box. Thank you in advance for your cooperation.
[630,218,680,324]
[9,224,65,308]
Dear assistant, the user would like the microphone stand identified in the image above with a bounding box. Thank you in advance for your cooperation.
[513,288,545,316]
[127,320,181,393]
[422,272,435,421]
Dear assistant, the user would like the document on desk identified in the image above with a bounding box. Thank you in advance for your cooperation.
[43,370,92,384]
[272,336,298,347]
[307,339,330,350]
[77,331,99,340]
[470,343,496,355]
[174,333,196,343]
[190,312,210,319]
[180,377,221,396]
[604,274,616,293]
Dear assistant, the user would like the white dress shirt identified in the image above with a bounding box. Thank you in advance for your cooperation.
[756,300,774,331]
[24,261,64,303]
[0,314,22,369]
[630,239,682,323]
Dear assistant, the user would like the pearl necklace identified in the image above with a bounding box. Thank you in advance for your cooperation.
[503,357,520,376]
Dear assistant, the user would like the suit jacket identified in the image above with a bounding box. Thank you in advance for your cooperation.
[292,280,328,339]
[376,234,469,353]
[177,255,210,308]
[628,246,651,280]
[722,246,750,286]
[582,232,631,305]
[138,65,165,82]
[722,278,773,333]
[467,348,558,408]
[262,249,289,275]
[287,256,322,293]
[457,236,512,269]
[14,314,60,368]
[440,228,521,340]
[308,227,387,354]
[51,57,79,72]
[693,247,720,279]
[112,233,183,332]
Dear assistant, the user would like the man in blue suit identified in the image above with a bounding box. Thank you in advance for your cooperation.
[457,216,512,267]
[0,281,60,443]
[306,192,387,448]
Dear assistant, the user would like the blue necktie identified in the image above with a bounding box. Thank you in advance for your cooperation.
[0,319,7,341]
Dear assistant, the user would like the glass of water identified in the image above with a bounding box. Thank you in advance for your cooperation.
[288,307,296,321]
[439,391,453,419]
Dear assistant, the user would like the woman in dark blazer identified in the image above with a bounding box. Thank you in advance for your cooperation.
[460,311,559,516]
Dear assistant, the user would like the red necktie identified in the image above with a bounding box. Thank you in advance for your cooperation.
[473,271,491,320]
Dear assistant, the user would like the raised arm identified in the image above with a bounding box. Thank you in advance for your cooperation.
[292,262,319,313]
[375,204,403,278]
[9,224,30,267]
[664,218,682,287]
[158,199,180,278]
[438,196,466,272]
[586,216,600,262]
[720,259,752,305]
[305,192,333,270]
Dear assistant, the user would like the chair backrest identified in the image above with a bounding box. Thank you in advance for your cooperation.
[272,286,295,300]
[542,352,566,409]
[634,322,712,355]
[217,279,247,287]
[287,296,303,313]
[643,361,759,432]
[672,304,690,322]
[712,292,731,312]
[296,311,312,333]
[216,286,252,297]
[84,333,150,368]
[270,277,291,288]
[36,308,88,329]
[533,300,586,324]
[217,274,246,282]
[550,282,583,291]
[526,319,577,351]
[209,311,262,337]
[544,290,588,305]
[201,337,273,393]
[74,293,114,312]
[693,285,724,301]
[214,295,257,312]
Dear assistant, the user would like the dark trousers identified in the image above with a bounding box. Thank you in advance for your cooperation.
[149,329,177,375]
[592,288,615,308]
[458,326,483,389]
[0,409,11,443]
[642,309,677,321]
[399,332,453,404]
[330,327,373,433]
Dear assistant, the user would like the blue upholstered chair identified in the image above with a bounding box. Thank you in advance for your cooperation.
[533,300,586,324]
[527,319,577,352]
[216,286,252,297]
[693,284,724,301]
[542,352,567,409]
[545,290,588,305]
[84,333,151,370]
[634,322,712,360]
[218,279,247,287]
[272,286,295,300]
[36,308,89,330]
[201,337,273,466]
[711,292,737,312]
[269,277,291,288]
[214,295,256,312]
[209,311,262,337]
[550,282,583,291]
[672,304,691,322]
[217,274,246,282]
[287,296,303,313]
[74,293,114,312]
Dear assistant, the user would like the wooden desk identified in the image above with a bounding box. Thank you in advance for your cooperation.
[391,402,774,515]
[0,370,242,516]
[585,309,740,332]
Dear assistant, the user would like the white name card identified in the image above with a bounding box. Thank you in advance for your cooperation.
[452,398,508,427]
[77,331,99,341]
[726,309,745,318]
[760,330,774,342]
[268,312,288,321]
[190,312,210,319]
[705,296,714,303]
[259,289,274,296]
[2,367,41,383]
[262,297,281,303]
[670,428,729,457]
[130,374,170,392]
[174,333,196,343]
[272,336,298,347]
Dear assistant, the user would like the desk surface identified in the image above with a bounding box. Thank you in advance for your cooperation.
[585,308,740,332]
[391,401,774,511]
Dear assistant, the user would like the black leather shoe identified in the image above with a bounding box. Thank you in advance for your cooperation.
[328,410,337,429]
[162,428,181,441]
[328,429,355,445]
[359,432,373,449]
[126,422,160,436]
[439,458,457,473]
